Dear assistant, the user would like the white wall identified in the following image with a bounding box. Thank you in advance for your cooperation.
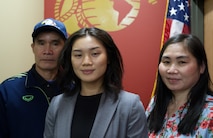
[0,0,43,82]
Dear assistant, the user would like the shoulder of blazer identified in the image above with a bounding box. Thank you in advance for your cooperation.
[118,90,140,101]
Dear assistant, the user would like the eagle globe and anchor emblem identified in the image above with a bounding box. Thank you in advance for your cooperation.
[54,0,142,34]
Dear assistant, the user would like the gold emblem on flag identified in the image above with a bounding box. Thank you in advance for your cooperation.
[54,0,141,34]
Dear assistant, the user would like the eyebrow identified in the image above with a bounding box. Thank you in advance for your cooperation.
[72,46,101,52]
[161,55,189,60]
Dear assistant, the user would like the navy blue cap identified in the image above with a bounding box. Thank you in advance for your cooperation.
[32,18,68,39]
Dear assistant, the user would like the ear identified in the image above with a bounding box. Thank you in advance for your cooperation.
[31,43,35,53]
[200,61,206,74]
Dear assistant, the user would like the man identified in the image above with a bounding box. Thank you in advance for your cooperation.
[0,18,68,138]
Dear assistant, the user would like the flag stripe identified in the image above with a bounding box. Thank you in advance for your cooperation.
[170,19,184,37]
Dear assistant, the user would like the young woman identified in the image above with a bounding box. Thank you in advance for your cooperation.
[146,34,213,137]
[44,27,148,138]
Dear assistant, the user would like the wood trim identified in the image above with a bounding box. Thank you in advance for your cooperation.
[204,0,213,90]
[191,0,213,89]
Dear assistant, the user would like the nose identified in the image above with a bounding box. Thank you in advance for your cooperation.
[82,55,92,66]
[43,45,53,55]
[167,64,178,73]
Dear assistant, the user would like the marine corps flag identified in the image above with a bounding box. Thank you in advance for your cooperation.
[45,1,168,107]
[152,0,191,97]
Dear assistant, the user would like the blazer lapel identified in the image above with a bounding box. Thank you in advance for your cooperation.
[89,92,119,138]
[58,92,78,138]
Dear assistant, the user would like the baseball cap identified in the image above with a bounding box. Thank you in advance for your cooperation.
[32,18,68,40]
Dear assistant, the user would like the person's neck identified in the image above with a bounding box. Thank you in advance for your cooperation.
[80,81,103,96]
[36,67,57,81]
[171,90,189,106]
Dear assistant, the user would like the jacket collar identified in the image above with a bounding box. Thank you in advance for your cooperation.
[90,92,119,138]
[60,92,120,138]
[25,64,48,88]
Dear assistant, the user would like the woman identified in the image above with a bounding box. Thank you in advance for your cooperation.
[44,27,148,138]
[146,34,213,137]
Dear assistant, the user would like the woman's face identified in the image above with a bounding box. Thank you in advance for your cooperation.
[71,35,108,84]
[158,42,205,94]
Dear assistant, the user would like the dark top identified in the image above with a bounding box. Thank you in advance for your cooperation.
[31,66,59,101]
[0,64,61,138]
[71,93,102,138]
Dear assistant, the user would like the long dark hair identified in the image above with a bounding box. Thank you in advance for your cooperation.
[58,27,124,100]
[147,34,213,134]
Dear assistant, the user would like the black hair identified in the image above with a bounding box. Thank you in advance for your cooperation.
[58,27,124,100]
[147,34,213,134]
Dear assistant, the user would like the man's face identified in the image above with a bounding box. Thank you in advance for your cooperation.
[31,31,65,74]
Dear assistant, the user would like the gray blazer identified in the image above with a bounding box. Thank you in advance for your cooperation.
[44,90,148,138]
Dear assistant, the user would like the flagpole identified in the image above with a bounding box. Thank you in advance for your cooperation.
[151,0,169,97]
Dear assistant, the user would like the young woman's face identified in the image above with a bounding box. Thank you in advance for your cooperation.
[71,35,108,84]
[158,42,205,94]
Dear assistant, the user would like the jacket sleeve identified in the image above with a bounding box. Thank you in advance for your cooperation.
[0,84,9,138]
[127,94,148,138]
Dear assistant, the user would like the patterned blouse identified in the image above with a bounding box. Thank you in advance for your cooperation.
[145,95,213,138]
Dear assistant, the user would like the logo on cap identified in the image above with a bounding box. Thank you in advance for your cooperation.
[41,19,57,27]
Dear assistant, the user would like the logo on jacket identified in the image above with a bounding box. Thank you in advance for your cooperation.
[22,95,34,102]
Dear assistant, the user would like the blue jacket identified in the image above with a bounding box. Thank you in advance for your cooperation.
[0,65,61,138]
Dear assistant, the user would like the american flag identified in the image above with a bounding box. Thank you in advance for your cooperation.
[163,0,190,43]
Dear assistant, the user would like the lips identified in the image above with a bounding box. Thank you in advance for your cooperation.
[81,69,94,75]
[167,77,180,83]
[41,59,55,62]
